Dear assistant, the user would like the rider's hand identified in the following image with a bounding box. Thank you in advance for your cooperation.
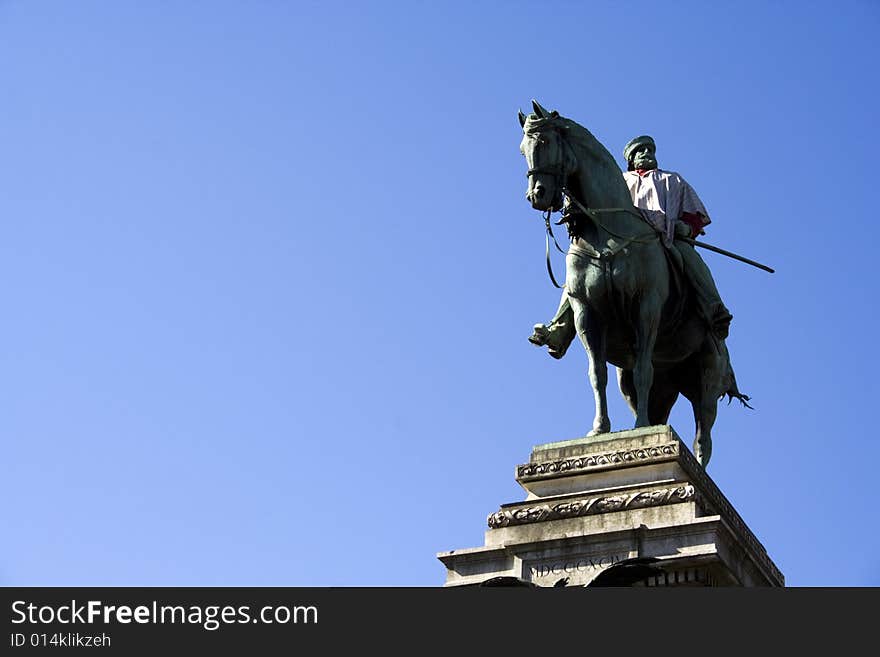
[674,220,693,238]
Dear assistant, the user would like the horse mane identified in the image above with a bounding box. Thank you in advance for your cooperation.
[560,117,621,174]
[523,113,621,173]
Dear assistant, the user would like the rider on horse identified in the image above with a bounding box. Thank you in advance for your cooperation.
[530,135,733,358]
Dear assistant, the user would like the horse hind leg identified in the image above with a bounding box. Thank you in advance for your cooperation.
[690,345,726,467]
[692,393,717,467]
[617,368,637,419]
[617,368,678,426]
[649,373,679,426]
[693,340,753,466]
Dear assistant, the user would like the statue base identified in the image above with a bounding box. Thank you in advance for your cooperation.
[437,425,783,587]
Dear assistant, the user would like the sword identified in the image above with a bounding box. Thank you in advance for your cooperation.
[680,237,775,274]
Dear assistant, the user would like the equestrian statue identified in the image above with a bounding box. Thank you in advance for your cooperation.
[519,100,763,467]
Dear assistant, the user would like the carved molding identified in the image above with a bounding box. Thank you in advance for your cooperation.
[517,442,679,480]
[487,484,694,529]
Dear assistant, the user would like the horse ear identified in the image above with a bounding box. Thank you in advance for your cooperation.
[532,99,550,118]
[518,109,526,128]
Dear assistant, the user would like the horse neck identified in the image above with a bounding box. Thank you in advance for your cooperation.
[566,134,641,235]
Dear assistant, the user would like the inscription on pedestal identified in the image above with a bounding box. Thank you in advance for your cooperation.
[526,553,630,585]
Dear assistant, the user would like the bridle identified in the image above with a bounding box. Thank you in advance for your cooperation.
[524,128,574,288]
[526,161,568,180]
[524,126,572,203]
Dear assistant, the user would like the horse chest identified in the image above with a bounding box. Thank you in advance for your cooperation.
[566,251,614,294]
[564,257,616,317]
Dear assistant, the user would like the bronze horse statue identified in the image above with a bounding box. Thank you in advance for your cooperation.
[519,101,749,467]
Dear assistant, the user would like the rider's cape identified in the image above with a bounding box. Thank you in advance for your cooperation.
[623,169,710,248]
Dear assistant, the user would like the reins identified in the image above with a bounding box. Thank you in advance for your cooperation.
[543,208,567,288]
[561,189,656,244]
[540,187,659,289]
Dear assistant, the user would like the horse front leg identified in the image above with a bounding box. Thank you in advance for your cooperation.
[572,300,610,436]
[633,299,661,428]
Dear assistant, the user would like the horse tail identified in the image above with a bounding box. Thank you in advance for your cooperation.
[720,345,753,409]
[724,388,754,409]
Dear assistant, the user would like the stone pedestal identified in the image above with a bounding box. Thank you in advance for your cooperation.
[437,425,783,587]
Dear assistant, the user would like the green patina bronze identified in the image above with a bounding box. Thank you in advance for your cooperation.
[622,135,656,171]
[519,100,751,467]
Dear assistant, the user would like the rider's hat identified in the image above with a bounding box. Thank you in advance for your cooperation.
[623,135,656,164]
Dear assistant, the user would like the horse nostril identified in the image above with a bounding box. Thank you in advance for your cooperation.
[534,186,545,199]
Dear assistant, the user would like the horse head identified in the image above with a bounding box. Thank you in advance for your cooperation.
[519,100,577,212]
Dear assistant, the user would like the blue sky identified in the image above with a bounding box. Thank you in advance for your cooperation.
[1,1,877,587]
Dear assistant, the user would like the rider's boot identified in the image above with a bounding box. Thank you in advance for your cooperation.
[529,322,574,359]
[710,304,733,340]
[529,293,577,359]
[675,242,733,340]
